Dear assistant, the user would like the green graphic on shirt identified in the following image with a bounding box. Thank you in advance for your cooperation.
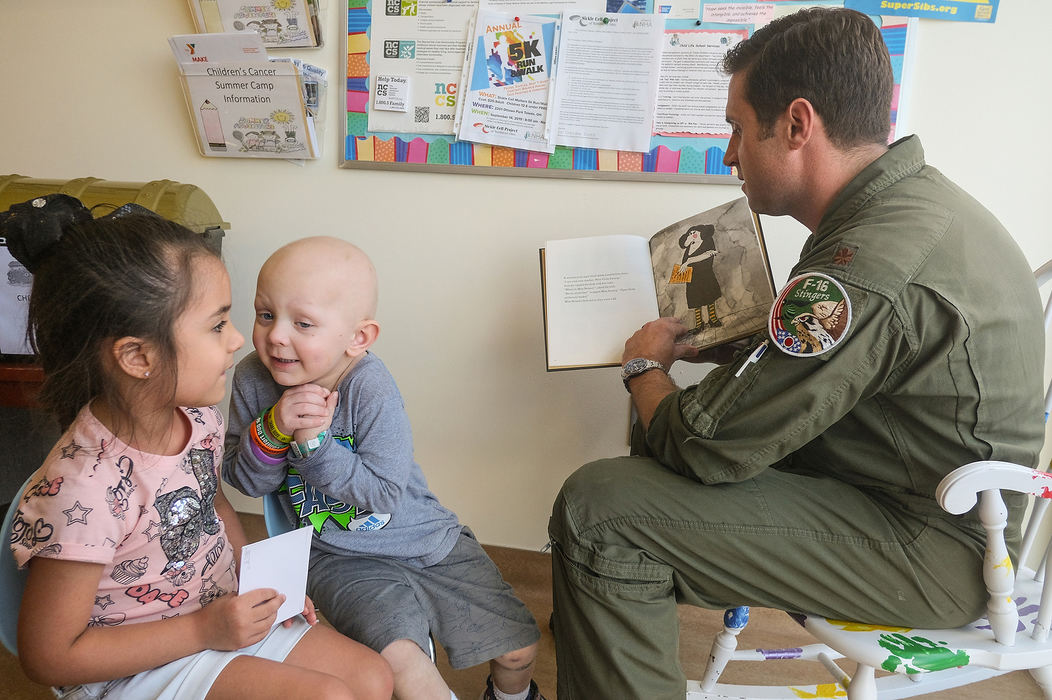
[878,632,970,673]
[277,437,391,533]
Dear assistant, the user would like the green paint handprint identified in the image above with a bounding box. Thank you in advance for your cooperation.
[878,632,970,673]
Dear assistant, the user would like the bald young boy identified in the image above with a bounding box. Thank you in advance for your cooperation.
[223,237,543,700]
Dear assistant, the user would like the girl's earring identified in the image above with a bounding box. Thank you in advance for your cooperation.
[143,371,150,379]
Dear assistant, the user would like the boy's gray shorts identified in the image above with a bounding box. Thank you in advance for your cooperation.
[307,527,540,669]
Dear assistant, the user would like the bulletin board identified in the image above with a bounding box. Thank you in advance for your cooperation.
[341,0,916,182]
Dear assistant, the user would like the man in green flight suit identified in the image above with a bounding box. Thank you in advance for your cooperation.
[547,8,1046,700]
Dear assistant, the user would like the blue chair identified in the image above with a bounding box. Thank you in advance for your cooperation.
[1,474,37,656]
[262,490,293,536]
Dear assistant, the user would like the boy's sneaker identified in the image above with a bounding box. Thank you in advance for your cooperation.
[478,676,547,700]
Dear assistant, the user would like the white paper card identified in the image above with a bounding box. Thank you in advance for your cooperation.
[238,525,312,626]
[374,75,411,112]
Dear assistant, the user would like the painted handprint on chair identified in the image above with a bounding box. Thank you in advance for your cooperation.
[878,632,969,673]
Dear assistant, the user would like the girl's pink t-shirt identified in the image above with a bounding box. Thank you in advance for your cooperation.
[11,405,238,626]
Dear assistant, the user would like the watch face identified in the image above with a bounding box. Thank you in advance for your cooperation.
[625,358,648,373]
[623,358,661,378]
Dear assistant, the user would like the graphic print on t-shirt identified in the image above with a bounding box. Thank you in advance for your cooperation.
[281,432,391,534]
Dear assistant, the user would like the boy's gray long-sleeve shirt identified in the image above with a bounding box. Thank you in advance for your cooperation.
[223,351,462,567]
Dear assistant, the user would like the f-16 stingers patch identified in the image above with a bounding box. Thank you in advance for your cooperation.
[769,272,851,356]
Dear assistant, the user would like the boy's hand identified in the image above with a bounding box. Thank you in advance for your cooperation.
[200,588,283,651]
[293,389,338,443]
[288,594,319,627]
[272,384,332,438]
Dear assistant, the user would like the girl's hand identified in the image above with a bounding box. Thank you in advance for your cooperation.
[271,384,331,437]
[287,594,319,627]
[199,588,284,651]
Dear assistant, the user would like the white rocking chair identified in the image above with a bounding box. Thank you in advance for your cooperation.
[689,259,1052,700]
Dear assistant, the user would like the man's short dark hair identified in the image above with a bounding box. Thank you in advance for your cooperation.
[721,7,893,148]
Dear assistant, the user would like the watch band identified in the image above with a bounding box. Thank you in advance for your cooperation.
[621,358,666,390]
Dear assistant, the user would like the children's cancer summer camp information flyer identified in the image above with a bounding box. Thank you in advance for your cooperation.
[169,32,319,158]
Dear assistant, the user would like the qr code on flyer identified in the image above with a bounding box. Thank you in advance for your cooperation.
[414,106,429,123]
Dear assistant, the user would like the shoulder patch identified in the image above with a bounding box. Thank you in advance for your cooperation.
[769,273,852,357]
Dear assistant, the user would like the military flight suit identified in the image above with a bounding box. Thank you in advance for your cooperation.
[548,135,1046,700]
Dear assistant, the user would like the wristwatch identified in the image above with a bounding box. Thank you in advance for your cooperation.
[621,358,666,390]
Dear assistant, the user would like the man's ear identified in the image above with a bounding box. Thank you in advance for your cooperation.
[111,336,157,380]
[346,320,380,357]
[785,97,816,150]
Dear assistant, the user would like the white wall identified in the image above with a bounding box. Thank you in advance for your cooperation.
[2,2,1049,549]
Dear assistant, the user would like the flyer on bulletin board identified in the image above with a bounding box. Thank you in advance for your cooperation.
[455,10,560,153]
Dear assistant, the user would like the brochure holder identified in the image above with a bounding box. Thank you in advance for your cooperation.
[170,33,327,159]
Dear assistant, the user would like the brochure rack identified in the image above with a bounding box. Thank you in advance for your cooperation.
[170,33,326,159]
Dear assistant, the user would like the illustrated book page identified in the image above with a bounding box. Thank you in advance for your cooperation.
[648,196,774,353]
[541,196,773,370]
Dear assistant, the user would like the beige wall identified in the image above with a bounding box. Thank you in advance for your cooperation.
[2,2,1049,550]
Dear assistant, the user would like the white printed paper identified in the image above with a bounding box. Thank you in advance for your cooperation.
[238,525,312,626]
[654,28,745,135]
[374,74,411,111]
[551,13,665,153]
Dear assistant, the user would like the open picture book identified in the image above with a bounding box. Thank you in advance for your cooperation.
[541,197,775,371]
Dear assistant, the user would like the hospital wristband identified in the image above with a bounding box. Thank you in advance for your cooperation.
[290,431,327,459]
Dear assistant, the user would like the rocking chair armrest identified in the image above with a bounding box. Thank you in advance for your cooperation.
[937,460,1050,515]
[1035,258,1052,287]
